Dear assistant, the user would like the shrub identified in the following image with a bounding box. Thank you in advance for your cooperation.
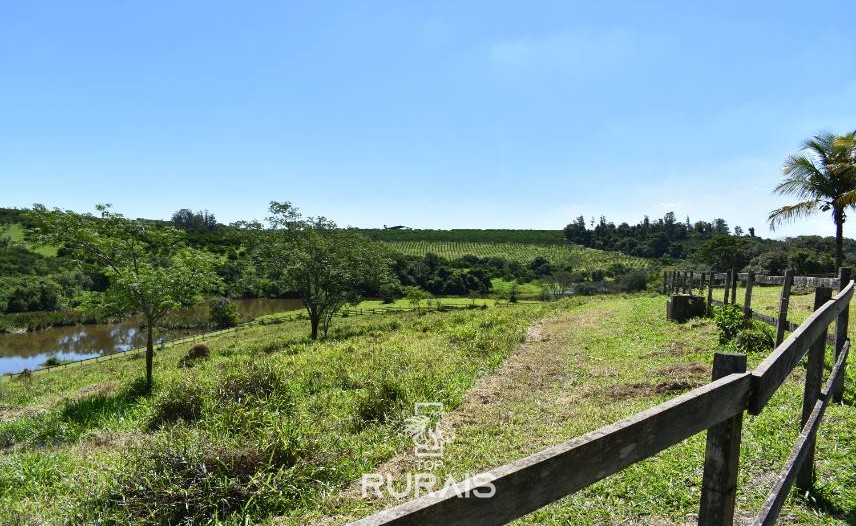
[575,282,599,296]
[218,360,290,404]
[620,271,649,292]
[208,297,239,329]
[734,323,775,354]
[90,431,285,525]
[356,377,408,425]
[148,381,205,429]
[712,304,745,343]
[378,283,401,304]
[607,262,629,278]
[590,269,606,282]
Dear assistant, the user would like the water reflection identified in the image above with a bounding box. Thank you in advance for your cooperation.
[0,298,303,375]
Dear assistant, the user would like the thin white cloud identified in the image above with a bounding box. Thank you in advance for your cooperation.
[487,29,635,73]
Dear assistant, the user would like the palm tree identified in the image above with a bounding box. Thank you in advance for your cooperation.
[769,131,856,270]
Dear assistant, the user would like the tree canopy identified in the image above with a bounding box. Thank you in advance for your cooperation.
[28,204,221,390]
[253,201,392,339]
[769,130,856,269]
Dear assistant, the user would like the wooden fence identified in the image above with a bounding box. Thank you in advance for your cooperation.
[350,271,853,526]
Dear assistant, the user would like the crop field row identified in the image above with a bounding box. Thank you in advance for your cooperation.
[383,241,649,270]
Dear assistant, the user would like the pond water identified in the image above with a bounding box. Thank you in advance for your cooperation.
[0,298,303,375]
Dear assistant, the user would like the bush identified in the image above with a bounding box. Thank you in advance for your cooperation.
[712,304,745,343]
[208,297,239,329]
[148,381,205,429]
[378,283,401,304]
[218,360,290,404]
[355,377,408,425]
[574,282,599,296]
[620,271,649,292]
[734,324,774,354]
[590,269,605,282]
[90,431,284,524]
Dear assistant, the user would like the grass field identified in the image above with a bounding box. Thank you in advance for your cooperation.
[0,223,57,256]
[1,295,854,524]
[383,241,648,270]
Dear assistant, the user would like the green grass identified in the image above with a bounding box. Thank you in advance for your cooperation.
[294,296,856,525]
[491,277,544,295]
[1,296,854,525]
[0,304,547,524]
[383,241,648,270]
[0,223,57,256]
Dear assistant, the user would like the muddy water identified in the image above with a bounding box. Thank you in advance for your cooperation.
[0,298,303,375]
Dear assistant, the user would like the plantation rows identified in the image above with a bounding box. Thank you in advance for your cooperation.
[359,228,565,244]
[384,241,649,270]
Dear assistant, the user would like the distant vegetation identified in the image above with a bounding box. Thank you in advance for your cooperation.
[383,241,647,269]
[359,228,565,244]
[768,130,856,269]
[0,207,653,325]
[564,211,856,275]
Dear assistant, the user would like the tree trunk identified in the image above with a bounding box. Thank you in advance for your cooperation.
[835,208,844,271]
[310,314,319,340]
[145,323,154,392]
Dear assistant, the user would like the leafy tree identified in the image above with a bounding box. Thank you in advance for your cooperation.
[254,201,392,339]
[694,235,748,271]
[29,204,221,391]
[769,131,856,269]
[208,296,239,329]
[404,286,430,312]
[171,209,218,231]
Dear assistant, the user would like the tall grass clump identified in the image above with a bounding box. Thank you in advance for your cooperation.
[147,380,205,429]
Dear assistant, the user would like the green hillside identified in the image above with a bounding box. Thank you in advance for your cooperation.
[383,241,649,271]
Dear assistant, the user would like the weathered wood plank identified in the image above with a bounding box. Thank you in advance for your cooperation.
[698,354,747,526]
[750,279,854,415]
[833,269,851,402]
[751,341,849,526]
[796,287,831,490]
[775,270,794,347]
[743,271,754,327]
[730,268,738,305]
[753,275,784,286]
[350,374,752,526]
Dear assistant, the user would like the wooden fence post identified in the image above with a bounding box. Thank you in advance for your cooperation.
[730,269,738,305]
[688,271,695,294]
[663,271,668,295]
[796,286,832,490]
[775,270,794,347]
[707,273,714,313]
[698,353,747,526]
[723,271,731,304]
[833,267,851,403]
[743,271,755,327]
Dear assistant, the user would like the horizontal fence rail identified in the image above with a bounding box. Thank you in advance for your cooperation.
[352,374,752,526]
[749,280,853,414]
[353,269,853,526]
[752,340,850,526]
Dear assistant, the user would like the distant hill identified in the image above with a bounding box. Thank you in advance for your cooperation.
[357,228,565,245]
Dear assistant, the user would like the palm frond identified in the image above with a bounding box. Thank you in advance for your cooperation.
[836,188,856,209]
[768,199,820,230]
[778,155,822,198]
[801,132,835,166]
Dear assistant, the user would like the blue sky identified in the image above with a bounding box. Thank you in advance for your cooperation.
[1,1,855,237]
